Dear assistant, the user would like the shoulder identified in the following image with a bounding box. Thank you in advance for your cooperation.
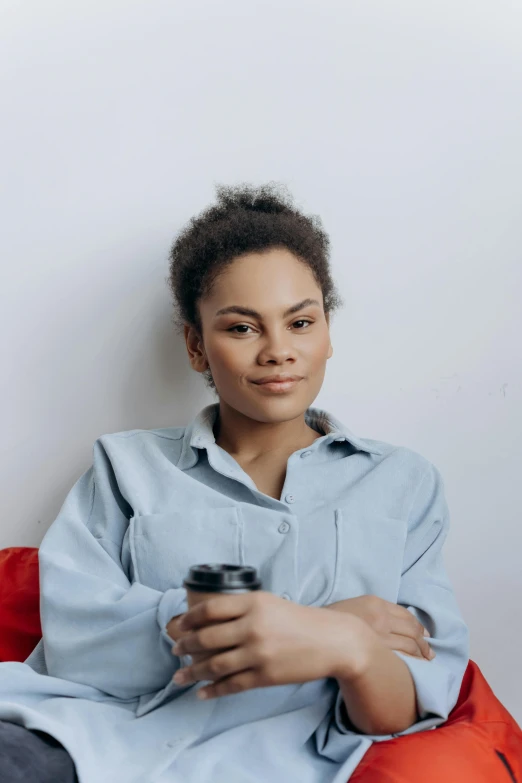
[356,439,449,540]
[100,424,186,442]
[360,434,437,478]
[90,424,187,465]
[358,436,445,512]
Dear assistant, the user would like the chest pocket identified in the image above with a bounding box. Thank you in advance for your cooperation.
[327,508,408,604]
[129,507,243,593]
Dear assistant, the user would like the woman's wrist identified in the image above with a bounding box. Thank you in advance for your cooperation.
[323,613,419,735]
[323,610,381,682]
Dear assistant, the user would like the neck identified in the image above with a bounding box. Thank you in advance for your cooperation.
[213,400,322,462]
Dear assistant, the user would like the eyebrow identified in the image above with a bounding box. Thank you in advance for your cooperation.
[214,298,321,320]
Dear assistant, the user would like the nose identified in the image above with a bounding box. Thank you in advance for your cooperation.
[256,328,297,364]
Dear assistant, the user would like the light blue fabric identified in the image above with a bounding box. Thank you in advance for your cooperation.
[0,402,469,782]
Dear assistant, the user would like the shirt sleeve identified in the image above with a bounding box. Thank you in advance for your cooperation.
[37,436,193,714]
[330,460,470,742]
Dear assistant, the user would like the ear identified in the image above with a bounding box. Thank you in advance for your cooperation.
[183,324,209,373]
[325,312,333,359]
[328,342,333,359]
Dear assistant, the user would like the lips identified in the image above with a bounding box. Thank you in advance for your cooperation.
[252,376,302,384]
[251,377,302,393]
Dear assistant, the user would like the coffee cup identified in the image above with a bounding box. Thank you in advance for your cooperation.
[183,563,262,611]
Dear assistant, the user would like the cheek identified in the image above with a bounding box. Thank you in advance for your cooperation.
[306,334,331,362]
[207,340,246,375]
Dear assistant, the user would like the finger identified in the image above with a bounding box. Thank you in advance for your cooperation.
[174,616,247,656]
[197,669,260,700]
[179,593,253,632]
[387,633,427,660]
[417,635,435,660]
[383,616,434,659]
[184,650,221,665]
[383,614,424,642]
[173,646,253,685]
[389,605,431,641]
[191,648,217,660]
[398,615,434,658]
[166,613,186,641]
[394,633,435,660]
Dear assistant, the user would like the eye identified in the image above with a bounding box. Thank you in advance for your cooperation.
[227,319,313,334]
[227,325,252,334]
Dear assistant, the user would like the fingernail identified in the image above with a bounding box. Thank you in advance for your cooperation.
[197,690,208,700]
[173,670,187,683]
[172,644,181,654]
[423,628,431,637]
[429,649,436,659]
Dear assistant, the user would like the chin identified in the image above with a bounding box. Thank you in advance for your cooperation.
[252,396,311,417]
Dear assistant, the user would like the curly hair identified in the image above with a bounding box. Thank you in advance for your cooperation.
[167,182,344,392]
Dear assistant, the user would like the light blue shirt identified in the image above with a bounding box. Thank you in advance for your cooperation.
[0,403,469,783]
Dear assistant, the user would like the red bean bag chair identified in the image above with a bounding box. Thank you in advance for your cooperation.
[350,661,522,782]
[1,547,521,781]
[0,547,42,662]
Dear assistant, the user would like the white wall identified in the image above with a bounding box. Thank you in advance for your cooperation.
[1,0,521,722]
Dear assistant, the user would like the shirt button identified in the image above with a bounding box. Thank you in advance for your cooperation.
[334,437,345,442]
[300,451,312,458]
[284,493,295,504]
[278,521,291,534]
[281,593,291,600]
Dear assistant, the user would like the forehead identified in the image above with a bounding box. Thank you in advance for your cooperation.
[203,248,321,305]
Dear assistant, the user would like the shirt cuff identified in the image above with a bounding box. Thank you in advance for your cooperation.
[389,650,456,732]
[135,588,192,718]
[333,651,456,741]
[157,587,189,649]
[156,587,193,668]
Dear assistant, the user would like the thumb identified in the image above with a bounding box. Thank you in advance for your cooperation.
[167,613,186,640]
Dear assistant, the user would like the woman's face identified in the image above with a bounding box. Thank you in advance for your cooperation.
[185,247,333,423]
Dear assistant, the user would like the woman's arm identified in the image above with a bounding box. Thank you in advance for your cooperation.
[37,436,189,708]
[335,633,418,735]
[331,461,470,739]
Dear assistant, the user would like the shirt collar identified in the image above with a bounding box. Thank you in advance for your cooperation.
[176,402,382,471]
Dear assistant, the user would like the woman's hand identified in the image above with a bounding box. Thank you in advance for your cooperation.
[167,613,226,664]
[166,613,185,644]
[169,591,375,700]
[167,614,209,664]
[324,595,435,661]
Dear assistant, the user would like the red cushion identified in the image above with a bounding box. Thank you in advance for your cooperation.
[1,546,521,780]
[352,658,522,782]
[0,547,41,662]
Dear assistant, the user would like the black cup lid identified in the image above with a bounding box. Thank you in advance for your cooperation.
[183,564,261,592]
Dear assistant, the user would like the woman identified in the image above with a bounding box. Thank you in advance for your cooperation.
[0,183,469,782]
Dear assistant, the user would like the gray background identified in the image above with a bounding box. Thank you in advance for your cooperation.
[1,1,521,722]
